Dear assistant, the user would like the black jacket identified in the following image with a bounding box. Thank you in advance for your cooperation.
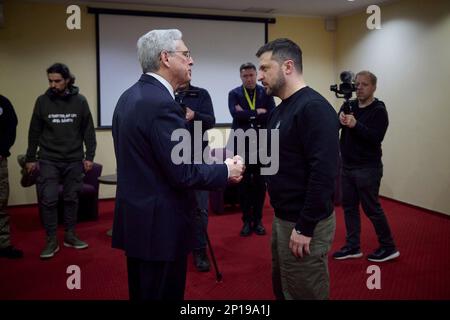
[175,84,215,161]
[0,95,18,158]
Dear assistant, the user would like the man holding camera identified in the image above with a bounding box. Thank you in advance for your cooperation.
[333,70,399,263]
[175,81,215,272]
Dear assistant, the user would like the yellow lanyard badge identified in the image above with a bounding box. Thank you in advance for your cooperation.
[243,86,256,110]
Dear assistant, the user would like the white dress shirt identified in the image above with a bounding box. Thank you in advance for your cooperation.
[146,72,175,100]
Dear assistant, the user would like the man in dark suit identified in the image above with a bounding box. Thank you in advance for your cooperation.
[175,81,215,272]
[111,29,244,300]
[228,63,276,237]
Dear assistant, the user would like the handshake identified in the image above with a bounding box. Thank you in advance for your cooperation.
[224,155,245,184]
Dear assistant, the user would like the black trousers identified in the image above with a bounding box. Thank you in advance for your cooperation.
[126,255,188,301]
[193,190,208,250]
[37,160,83,236]
[341,167,396,250]
[239,164,266,224]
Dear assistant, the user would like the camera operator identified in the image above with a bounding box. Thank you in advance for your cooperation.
[175,80,215,272]
[332,70,400,262]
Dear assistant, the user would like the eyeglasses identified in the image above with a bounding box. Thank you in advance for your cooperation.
[167,50,191,59]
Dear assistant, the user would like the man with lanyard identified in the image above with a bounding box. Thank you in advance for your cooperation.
[228,62,276,237]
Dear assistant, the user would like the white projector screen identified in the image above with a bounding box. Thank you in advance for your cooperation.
[95,11,270,127]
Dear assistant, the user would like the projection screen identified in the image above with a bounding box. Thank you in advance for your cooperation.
[90,9,274,127]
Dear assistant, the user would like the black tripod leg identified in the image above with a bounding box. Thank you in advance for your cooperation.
[205,230,223,282]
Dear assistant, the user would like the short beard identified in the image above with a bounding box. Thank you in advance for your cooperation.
[266,69,286,97]
[51,87,68,96]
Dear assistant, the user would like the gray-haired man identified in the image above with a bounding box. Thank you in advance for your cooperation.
[112,29,244,300]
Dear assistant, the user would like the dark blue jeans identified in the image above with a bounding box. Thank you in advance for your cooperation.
[193,190,209,250]
[341,167,396,250]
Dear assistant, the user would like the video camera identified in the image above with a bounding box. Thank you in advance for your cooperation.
[330,71,355,114]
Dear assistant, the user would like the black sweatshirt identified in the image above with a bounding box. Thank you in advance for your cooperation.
[339,99,388,169]
[0,95,18,158]
[266,87,340,237]
[26,86,96,162]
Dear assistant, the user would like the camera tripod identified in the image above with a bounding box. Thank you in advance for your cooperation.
[194,207,223,282]
[205,228,223,282]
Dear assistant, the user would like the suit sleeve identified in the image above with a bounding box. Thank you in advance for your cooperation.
[228,90,257,122]
[147,102,228,190]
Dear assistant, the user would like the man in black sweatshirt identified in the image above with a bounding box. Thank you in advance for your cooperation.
[332,71,399,263]
[25,63,97,259]
[0,95,23,259]
[256,39,339,300]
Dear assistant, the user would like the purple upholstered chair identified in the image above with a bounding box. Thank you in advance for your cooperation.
[19,159,103,222]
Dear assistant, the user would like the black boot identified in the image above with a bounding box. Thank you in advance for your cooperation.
[253,221,266,235]
[193,248,210,272]
[240,222,252,237]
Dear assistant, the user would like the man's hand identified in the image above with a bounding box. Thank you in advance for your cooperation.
[256,108,267,115]
[289,229,312,258]
[340,113,357,128]
[235,104,244,112]
[185,107,195,121]
[83,160,93,172]
[339,112,347,126]
[225,156,245,184]
[25,162,37,174]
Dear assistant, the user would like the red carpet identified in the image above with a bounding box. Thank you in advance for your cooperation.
[1,197,449,300]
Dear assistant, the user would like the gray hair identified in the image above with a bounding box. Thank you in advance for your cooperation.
[137,29,182,73]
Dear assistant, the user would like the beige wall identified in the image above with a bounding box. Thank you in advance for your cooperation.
[1,0,335,205]
[3,0,448,215]
[211,15,337,150]
[336,0,450,215]
[0,1,118,204]
[269,16,336,104]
